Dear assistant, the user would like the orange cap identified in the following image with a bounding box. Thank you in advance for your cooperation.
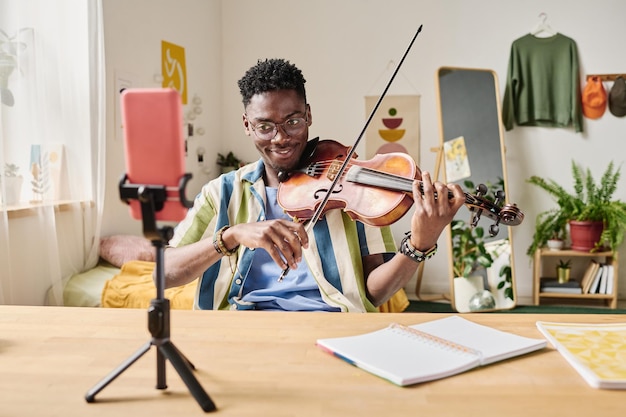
[582,76,607,119]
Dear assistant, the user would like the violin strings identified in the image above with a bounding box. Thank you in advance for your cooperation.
[300,159,521,226]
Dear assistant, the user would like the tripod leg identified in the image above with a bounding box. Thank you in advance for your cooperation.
[156,345,167,389]
[85,341,153,403]
[171,342,196,370]
[159,341,217,412]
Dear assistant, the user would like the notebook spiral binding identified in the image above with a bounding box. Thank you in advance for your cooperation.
[389,323,483,358]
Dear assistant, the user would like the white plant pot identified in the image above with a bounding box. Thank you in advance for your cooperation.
[2,176,23,205]
[547,239,564,251]
[220,166,237,174]
[453,275,484,313]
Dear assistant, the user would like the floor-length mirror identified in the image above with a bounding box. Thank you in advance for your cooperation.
[436,67,518,312]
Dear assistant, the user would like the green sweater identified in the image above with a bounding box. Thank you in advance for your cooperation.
[502,34,583,133]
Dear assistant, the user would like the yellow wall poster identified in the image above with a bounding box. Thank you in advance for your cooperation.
[161,40,187,104]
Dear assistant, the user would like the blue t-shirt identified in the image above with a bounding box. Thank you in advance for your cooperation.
[240,187,340,311]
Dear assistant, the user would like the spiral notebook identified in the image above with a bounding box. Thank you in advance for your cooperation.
[316,316,547,386]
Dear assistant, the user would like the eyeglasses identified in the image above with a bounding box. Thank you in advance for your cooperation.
[246,112,308,141]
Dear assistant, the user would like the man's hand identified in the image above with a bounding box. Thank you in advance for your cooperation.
[222,219,309,270]
[409,171,465,250]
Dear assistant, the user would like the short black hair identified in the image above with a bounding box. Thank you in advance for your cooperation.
[237,58,307,108]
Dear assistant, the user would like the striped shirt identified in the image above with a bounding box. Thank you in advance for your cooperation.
[169,159,397,312]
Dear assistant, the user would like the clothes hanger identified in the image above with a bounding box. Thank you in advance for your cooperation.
[530,12,557,37]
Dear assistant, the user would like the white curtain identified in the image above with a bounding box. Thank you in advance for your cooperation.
[0,0,105,305]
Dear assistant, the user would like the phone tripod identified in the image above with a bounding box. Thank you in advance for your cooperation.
[85,180,216,412]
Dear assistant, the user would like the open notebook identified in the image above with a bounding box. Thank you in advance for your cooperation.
[536,321,626,389]
[317,316,547,386]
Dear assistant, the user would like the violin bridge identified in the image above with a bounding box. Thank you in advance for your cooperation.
[327,160,343,181]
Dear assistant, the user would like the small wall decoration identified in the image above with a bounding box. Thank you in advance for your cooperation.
[30,144,50,202]
[364,95,420,163]
[29,144,64,202]
[161,40,187,104]
[443,136,471,183]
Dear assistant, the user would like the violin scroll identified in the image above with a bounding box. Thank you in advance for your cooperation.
[465,183,524,237]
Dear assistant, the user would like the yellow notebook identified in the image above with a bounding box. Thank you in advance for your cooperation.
[536,321,626,389]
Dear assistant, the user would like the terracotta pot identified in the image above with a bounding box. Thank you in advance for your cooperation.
[569,220,604,252]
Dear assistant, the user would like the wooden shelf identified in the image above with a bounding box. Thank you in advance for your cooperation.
[533,248,619,309]
[586,73,626,82]
[1,200,94,219]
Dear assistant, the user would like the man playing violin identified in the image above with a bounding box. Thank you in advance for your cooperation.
[163,58,465,311]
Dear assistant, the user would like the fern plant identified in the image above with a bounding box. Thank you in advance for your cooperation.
[526,160,626,255]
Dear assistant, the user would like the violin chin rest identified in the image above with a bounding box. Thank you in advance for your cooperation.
[277,171,289,183]
[278,137,320,183]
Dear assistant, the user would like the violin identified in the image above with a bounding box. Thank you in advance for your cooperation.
[275,25,521,281]
[278,139,524,236]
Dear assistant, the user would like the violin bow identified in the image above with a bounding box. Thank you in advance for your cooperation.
[278,24,424,281]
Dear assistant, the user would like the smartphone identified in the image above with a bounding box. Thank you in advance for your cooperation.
[120,88,190,222]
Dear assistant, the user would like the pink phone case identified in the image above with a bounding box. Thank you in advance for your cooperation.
[121,88,189,221]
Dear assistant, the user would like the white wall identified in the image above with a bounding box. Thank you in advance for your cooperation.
[102,0,626,302]
[101,0,221,235]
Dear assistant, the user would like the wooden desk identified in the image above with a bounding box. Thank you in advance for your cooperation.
[1,306,624,416]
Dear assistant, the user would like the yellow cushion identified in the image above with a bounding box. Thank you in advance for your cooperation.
[378,288,410,313]
[101,260,196,309]
[101,259,409,312]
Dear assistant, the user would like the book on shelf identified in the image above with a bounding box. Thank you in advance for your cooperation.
[581,260,600,294]
[588,262,604,294]
[605,264,615,295]
[316,316,547,386]
[598,264,609,294]
[536,321,626,389]
[540,278,582,294]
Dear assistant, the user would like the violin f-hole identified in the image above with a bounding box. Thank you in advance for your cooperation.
[314,184,343,200]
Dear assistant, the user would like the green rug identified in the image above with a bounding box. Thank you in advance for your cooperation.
[406,300,626,314]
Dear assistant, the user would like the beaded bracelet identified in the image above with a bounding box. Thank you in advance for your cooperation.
[213,225,239,256]
[399,232,437,263]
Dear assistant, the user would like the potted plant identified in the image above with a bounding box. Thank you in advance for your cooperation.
[450,219,514,310]
[526,160,626,255]
[546,229,566,251]
[556,259,571,283]
[451,219,494,279]
[216,151,243,174]
[1,162,23,205]
[451,219,513,297]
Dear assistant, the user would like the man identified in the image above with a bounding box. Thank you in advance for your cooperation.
[163,58,465,311]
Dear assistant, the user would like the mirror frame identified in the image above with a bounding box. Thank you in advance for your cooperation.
[435,66,517,312]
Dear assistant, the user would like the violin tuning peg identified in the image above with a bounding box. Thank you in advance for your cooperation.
[489,223,499,237]
[470,210,482,228]
[475,183,488,196]
[494,190,505,206]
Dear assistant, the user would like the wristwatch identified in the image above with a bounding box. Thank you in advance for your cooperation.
[399,232,437,263]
